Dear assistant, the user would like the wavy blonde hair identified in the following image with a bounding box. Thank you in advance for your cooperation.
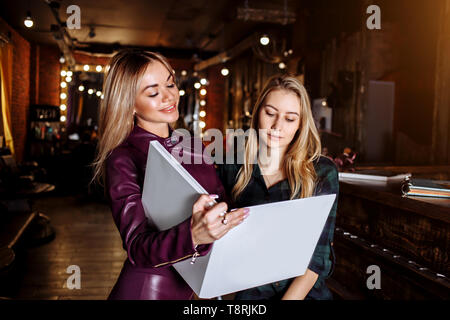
[232,75,322,200]
[92,49,175,184]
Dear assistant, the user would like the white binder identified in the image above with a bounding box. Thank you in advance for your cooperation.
[142,140,336,298]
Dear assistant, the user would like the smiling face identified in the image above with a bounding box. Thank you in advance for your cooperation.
[134,60,179,136]
[258,89,301,150]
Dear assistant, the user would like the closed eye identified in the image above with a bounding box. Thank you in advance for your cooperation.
[265,111,275,117]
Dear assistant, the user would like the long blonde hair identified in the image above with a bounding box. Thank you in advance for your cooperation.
[92,49,175,184]
[232,75,322,200]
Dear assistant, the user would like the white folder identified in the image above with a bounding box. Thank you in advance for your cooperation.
[142,140,336,299]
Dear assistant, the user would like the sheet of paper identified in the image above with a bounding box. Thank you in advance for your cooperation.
[142,140,336,298]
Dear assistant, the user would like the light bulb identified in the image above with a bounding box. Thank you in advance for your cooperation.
[181,70,187,76]
[200,89,207,96]
[60,93,67,100]
[278,62,286,69]
[61,82,67,88]
[194,82,201,89]
[65,76,72,83]
[96,91,102,97]
[88,89,94,95]
[179,89,185,96]
[60,104,67,111]
[199,121,206,128]
[200,78,207,85]
[83,65,90,71]
[96,65,102,72]
[199,111,206,117]
[260,35,270,46]
[200,100,206,106]
[60,115,66,122]
[78,85,85,92]
[59,56,65,64]
[67,71,73,77]
[24,12,33,28]
[61,70,67,77]
[221,68,229,76]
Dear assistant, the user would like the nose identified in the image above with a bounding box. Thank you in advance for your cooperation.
[271,115,282,131]
[161,87,174,103]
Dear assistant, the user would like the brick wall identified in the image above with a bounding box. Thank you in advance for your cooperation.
[205,65,225,132]
[0,17,31,163]
[38,45,60,106]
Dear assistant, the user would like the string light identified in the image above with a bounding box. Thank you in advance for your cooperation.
[199,111,206,117]
[60,82,67,88]
[60,115,66,122]
[83,65,90,71]
[61,70,67,77]
[67,71,73,77]
[199,121,206,128]
[200,100,206,106]
[200,89,207,96]
[65,76,72,83]
[221,67,229,76]
[60,93,67,100]
[60,104,67,111]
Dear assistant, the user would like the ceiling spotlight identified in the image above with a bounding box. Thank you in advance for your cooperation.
[200,78,208,85]
[24,11,33,28]
[78,85,85,92]
[83,65,90,71]
[200,89,207,96]
[194,82,201,89]
[278,62,286,70]
[181,70,187,76]
[199,111,206,118]
[260,35,270,46]
[221,67,229,76]
[96,65,102,72]
[179,89,185,96]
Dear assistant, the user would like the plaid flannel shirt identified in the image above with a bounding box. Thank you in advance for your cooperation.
[217,156,339,300]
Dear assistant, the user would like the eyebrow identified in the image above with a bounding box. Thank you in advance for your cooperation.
[142,74,173,92]
[265,104,300,116]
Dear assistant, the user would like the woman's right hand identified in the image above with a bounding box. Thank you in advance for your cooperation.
[190,194,250,246]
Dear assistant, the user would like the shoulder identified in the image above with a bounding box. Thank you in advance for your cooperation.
[313,156,339,195]
[314,156,338,179]
[216,162,242,189]
[106,141,138,171]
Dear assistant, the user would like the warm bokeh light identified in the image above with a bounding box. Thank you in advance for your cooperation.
[199,110,206,117]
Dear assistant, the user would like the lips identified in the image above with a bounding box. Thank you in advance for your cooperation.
[160,104,177,113]
[268,133,282,140]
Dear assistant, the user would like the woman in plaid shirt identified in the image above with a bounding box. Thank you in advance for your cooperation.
[218,75,338,300]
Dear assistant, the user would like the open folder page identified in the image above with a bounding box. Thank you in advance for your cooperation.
[142,140,336,298]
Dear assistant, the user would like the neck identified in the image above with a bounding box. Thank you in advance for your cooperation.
[258,144,287,174]
[137,120,169,138]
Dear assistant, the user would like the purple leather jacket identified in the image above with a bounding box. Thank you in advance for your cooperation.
[106,125,225,300]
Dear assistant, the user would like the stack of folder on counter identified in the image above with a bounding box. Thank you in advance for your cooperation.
[338,170,411,183]
[401,178,450,199]
[141,140,336,298]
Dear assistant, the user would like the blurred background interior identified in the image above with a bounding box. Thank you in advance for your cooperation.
[0,0,448,300]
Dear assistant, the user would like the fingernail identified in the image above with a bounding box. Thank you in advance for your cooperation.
[230,208,237,212]
[209,194,219,199]
[219,210,226,217]
[208,201,215,207]
[243,208,250,213]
